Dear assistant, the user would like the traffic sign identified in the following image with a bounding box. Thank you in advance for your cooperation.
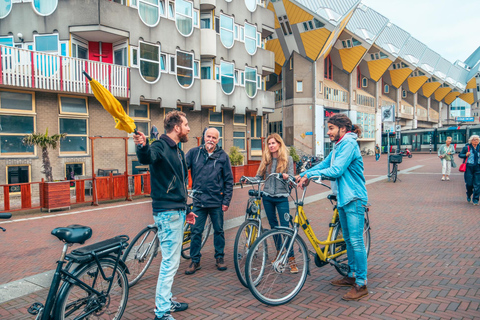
[455,117,474,122]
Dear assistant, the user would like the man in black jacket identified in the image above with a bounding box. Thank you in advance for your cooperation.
[134,110,197,320]
[184,128,234,274]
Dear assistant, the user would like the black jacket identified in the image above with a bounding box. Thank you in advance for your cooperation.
[186,145,234,208]
[136,134,188,211]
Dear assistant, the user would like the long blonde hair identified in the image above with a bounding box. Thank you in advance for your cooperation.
[256,134,288,178]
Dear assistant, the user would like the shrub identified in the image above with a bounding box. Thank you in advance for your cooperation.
[229,146,244,166]
[289,146,300,163]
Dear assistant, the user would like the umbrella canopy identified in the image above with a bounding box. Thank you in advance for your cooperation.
[150,125,159,140]
[83,71,136,134]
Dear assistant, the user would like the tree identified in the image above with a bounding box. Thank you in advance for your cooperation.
[229,146,244,166]
[23,129,67,182]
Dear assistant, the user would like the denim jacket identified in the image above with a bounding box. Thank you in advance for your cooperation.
[300,132,368,208]
[459,144,480,165]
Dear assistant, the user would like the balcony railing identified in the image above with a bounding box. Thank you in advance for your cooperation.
[400,104,413,115]
[416,107,428,118]
[429,108,439,121]
[0,45,129,98]
[356,93,375,107]
[324,85,348,103]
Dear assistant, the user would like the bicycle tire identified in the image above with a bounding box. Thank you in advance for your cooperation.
[233,219,263,288]
[330,217,371,277]
[55,258,129,320]
[122,226,159,287]
[181,215,212,260]
[245,229,309,306]
[393,164,398,183]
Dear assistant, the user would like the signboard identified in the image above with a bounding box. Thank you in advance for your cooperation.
[455,117,474,122]
[305,131,313,136]
[395,125,401,132]
[382,105,395,122]
[384,121,395,133]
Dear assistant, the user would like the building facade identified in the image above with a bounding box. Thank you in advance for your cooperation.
[0,0,275,185]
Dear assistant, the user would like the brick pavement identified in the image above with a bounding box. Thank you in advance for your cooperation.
[1,153,480,319]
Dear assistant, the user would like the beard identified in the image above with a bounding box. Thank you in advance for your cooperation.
[179,130,189,143]
[330,131,341,142]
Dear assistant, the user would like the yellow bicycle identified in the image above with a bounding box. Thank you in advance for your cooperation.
[244,175,371,305]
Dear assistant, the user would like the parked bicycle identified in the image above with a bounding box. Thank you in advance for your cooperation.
[296,155,323,173]
[361,148,374,156]
[389,154,403,183]
[0,212,12,232]
[244,175,371,306]
[27,225,130,319]
[234,173,290,287]
[122,189,211,287]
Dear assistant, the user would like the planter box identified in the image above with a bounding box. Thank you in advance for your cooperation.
[40,181,71,212]
[231,166,245,183]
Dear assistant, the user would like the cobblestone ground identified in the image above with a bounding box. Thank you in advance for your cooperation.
[1,153,479,319]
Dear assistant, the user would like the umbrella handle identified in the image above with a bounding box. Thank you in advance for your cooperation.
[133,129,138,135]
[83,71,92,81]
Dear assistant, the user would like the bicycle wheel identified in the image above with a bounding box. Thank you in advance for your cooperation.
[122,226,159,287]
[181,215,212,260]
[393,164,398,183]
[330,217,371,277]
[233,219,263,288]
[55,258,129,320]
[245,229,309,306]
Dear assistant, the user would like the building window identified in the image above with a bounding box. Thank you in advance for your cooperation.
[59,96,88,115]
[0,90,34,112]
[245,0,256,12]
[362,77,368,88]
[7,165,30,193]
[245,67,257,98]
[114,45,128,66]
[128,121,149,154]
[59,118,88,154]
[160,53,167,72]
[34,34,59,54]
[0,36,13,47]
[278,15,292,36]
[324,55,332,80]
[384,84,389,94]
[357,66,361,89]
[201,60,213,79]
[342,39,352,48]
[130,46,139,68]
[72,39,88,60]
[234,114,246,125]
[220,61,235,95]
[175,0,193,36]
[402,90,407,98]
[220,14,234,48]
[65,163,84,181]
[32,0,58,16]
[128,103,150,154]
[176,50,194,88]
[244,22,257,55]
[209,110,223,124]
[296,80,303,92]
[233,131,246,150]
[200,11,211,29]
[138,0,161,27]
[268,121,283,136]
[139,41,160,83]
[250,115,262,154]
[0,0,12,19]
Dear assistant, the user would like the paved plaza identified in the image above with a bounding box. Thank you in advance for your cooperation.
[0,153,479,319]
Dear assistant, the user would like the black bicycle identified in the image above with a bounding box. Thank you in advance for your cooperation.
[27,225,130,320]
[0,212,12,232]
[388,154,402,183]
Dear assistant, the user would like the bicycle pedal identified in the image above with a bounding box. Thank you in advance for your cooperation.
[28,302,44,315]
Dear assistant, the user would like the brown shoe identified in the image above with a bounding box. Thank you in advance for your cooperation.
[271,250,280,263]
[185,261,201,275]
[288,257,298,274]
[331,276,356,287]
[216,258,227,271]
[342,283,368,301]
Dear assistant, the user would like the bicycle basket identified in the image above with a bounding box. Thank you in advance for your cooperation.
[389,154,403,163]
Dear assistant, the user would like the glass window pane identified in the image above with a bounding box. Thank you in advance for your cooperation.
[160,54,166,70]
[35,34,58,53]
[140,42,159,61]
[201,66,211,79]
[256,116,262,137]
[0,0,12,19]
[177,51,192,68]
[234,114,245,124]
[0,37,13,46]
[0,115,34,133]
[33,0,57,15]
[220,15,234,48]
[245,67,256,81]
[1,136,34,154]
[176,0,191,15]
[245,38,256,55]
[77,45,88,59]
[7,166,29,184]
[210,112,222,123]
[221,76,234,94]
[60,97,87,114]
[65,163,83,179]
[176,14,193,36]
[233,131,245,137]
[233,138,245,150]
[61,136,87,152]
[221,62,234,94]
[177,68,193,87]
[140,60,160,82]
[251,139,262,150]
[245,0,256,12]
[139,1,160,26]
[129,104,149,118]
[60,118,87,135]
[1,91,33,111]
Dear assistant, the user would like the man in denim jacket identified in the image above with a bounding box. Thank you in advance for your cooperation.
[134,110,197,320]
[297,113,369,301]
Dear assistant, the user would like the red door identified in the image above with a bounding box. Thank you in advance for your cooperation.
[88,42,113,63]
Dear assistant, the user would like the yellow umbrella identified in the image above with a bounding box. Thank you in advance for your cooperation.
[83,71,137,134]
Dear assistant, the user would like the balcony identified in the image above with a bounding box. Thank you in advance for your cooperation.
[0,45,129,98]
[201,29,217,58]
[429,108,439,121]
[399,101,414,119]
[200,0,216,10]
[356,93,376,108]
[201,79,217,106]
[416,106,428,121]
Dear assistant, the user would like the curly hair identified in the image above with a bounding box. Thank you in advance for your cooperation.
[164,110,186,133]
[327,113,362,137]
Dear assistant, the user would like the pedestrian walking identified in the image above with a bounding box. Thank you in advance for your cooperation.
[438,136,455,181]
[133,110,197,320]
[184,128,234,275]
[296,113,369,301]
[375,144,380,161]
[255,134,297,272]
[459,135,480,205]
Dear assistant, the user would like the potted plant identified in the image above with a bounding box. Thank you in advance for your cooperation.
[229,146,245,183]
[23,129,69,212]
[289,146,300,174]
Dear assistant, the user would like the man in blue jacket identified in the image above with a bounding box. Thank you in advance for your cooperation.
[185,128,234,274]
[134,110,197,320]
[296,113,369,301]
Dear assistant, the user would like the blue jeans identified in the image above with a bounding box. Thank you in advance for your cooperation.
[375,153,380,161]
[190,206,224,263]
[337,200,368,287]
[262,195,293,256]
[153,209,186,318]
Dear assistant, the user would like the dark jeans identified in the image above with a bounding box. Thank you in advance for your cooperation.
[190,206,224,263]
[262,195,293,257]
[464,164,480,202]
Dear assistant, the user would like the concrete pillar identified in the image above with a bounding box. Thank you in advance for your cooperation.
[348,72,354,108]
[375,80,382,146]
[395,86,401,118]
[412,92,418,129]
[439,101,444,127]
[427,97,431,122]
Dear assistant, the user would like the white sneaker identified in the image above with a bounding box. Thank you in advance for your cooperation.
[446,177,450,181]
[441,177,445,181]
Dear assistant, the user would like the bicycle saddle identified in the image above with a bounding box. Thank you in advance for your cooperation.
[0,212,12,219]
[51,225,92,244]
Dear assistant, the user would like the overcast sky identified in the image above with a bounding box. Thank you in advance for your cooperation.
[361,0,479,64]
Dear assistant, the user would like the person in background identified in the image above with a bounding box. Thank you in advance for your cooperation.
[255,133,297,273]
[459,135,480,205]
[375,144,381,161]
[134,110,197,320]
[438,136,455,181]
[184,128,234,275]
[296,113,369,301]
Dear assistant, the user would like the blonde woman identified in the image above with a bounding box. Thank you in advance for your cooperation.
[438,136,455,181]
[255,134,296,272]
